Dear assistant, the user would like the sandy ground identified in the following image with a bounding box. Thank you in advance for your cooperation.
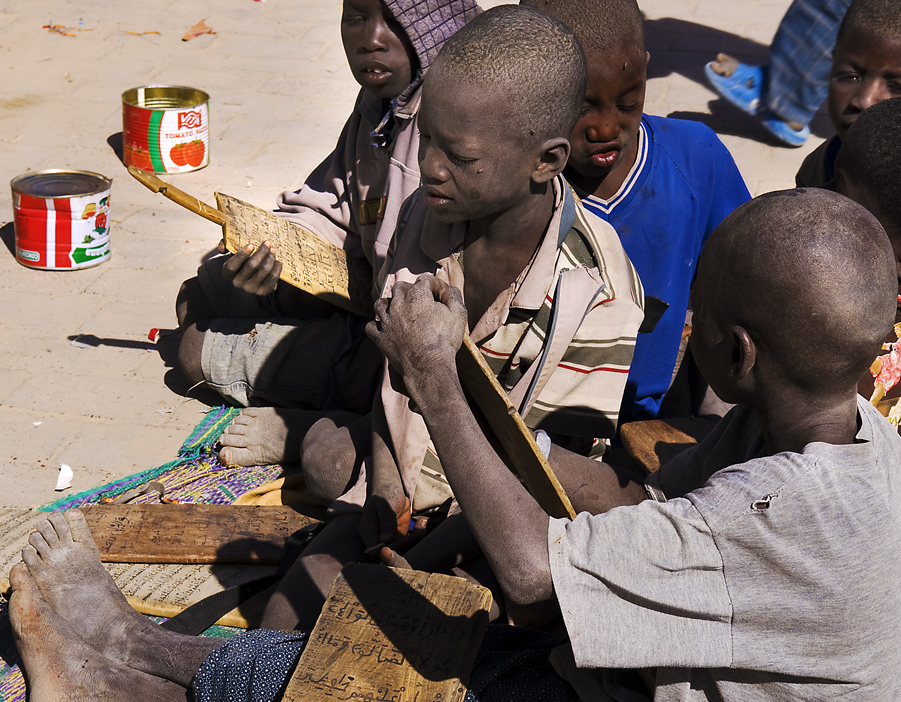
[0,0,827,508]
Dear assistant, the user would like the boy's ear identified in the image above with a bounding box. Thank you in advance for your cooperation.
[731,325,756,383]
[532,137,571,184]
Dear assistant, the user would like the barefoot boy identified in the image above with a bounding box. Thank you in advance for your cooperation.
[366,188,901,698]
[11,190,901,701]
[523,0,750,424]
[175,0,480,468]
[260,4,645,631]
[796,0,901,186]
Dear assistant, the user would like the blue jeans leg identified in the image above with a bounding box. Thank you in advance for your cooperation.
[766,0,852,126]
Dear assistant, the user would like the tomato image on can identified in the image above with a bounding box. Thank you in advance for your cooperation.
[11,169,113,270]
[122,86,210,174]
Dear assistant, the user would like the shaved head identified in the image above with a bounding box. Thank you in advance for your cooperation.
[835,97,901,236]
[521,0,645,55]
[696,189,895,392]
[838,0,901,46]
[428,4,586,142]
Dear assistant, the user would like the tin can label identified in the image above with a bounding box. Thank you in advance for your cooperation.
[123,88,210,174]
[13,189,111,270]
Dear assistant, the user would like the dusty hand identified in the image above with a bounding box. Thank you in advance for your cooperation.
[366,275,467,390]
[358,492,413,551]
[219,239,283,296]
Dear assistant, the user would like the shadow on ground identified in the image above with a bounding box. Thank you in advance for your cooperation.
[646,17,834,141]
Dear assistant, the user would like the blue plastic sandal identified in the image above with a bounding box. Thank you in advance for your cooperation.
[704,60,765,115]
[759,110,810,147]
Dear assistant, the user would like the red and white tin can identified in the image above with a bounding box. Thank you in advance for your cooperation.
[122,85,210,174]
[11,170,112,271]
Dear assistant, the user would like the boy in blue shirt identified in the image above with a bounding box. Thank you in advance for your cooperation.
[523,0,751,424]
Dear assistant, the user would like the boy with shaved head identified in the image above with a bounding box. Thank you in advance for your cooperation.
[367,188,901,699]
[828,97,901,404]
[831,97,901,295]
[10,190,901,700]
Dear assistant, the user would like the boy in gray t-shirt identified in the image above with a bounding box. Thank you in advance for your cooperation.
[367,187,901,700]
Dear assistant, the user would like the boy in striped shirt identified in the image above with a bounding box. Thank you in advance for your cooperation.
[261,5,645,630]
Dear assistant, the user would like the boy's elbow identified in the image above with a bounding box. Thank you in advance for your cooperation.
[497,555,554,607]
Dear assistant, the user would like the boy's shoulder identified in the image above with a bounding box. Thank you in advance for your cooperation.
[667,398,901,534]
[635,114,749,215]
[795,134,841,188]
[643,114,726,152]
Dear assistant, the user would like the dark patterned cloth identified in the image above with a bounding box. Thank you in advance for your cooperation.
[385,0,481,108]
[193,629,309,702]
[192,626,580,702]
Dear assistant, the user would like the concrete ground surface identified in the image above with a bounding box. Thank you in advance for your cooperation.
[0,0,827,509]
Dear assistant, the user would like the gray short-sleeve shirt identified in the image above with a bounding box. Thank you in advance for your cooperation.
[549,397,901,701]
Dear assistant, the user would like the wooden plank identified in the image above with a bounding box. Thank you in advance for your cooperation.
[456,334,576,520]
[284,564,492,702]
[216,192,373,318]
[619,417,717,475]
[81,504,318,564]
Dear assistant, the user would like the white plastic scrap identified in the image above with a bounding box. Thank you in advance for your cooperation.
[55,464,73,491]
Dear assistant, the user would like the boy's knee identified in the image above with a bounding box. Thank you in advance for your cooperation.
[176,276,216,329]
[301,415,363,504]
[178,324,207,387]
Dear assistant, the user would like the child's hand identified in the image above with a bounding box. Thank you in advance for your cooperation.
[219,240,283,296]
[358,492,413,551]
[366,275,467,391]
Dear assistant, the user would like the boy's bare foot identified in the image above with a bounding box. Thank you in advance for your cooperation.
[21,510,153,668]
[217,407,303,466]
[8,563,186,702]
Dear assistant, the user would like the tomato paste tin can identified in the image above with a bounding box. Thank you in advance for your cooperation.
[122,85,210,173]
[11,169,112,270]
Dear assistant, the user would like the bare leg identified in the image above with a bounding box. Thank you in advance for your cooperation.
[261,513,367,631]
[9,563,189,702]
[177,323,207,387]
[21,510,223,687]
[175,276,217,329]
[218,409,370,498]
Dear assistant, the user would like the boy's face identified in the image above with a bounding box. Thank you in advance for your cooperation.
[341,0,415,100]
[828,29,901,140]
[565,45,647,190]
[417,74,543,223]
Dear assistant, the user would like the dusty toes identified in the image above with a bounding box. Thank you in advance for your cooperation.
[219,428,252,448]
[9,562,31,592]
[218,445,259,467]
[64,509,97,546]
[27,530,52,561]
[380,548,413,570]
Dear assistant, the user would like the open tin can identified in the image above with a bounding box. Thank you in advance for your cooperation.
[122,85,210,173]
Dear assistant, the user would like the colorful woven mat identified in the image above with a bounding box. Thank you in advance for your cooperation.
[42,406,284,511]
[1,406,284,699]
